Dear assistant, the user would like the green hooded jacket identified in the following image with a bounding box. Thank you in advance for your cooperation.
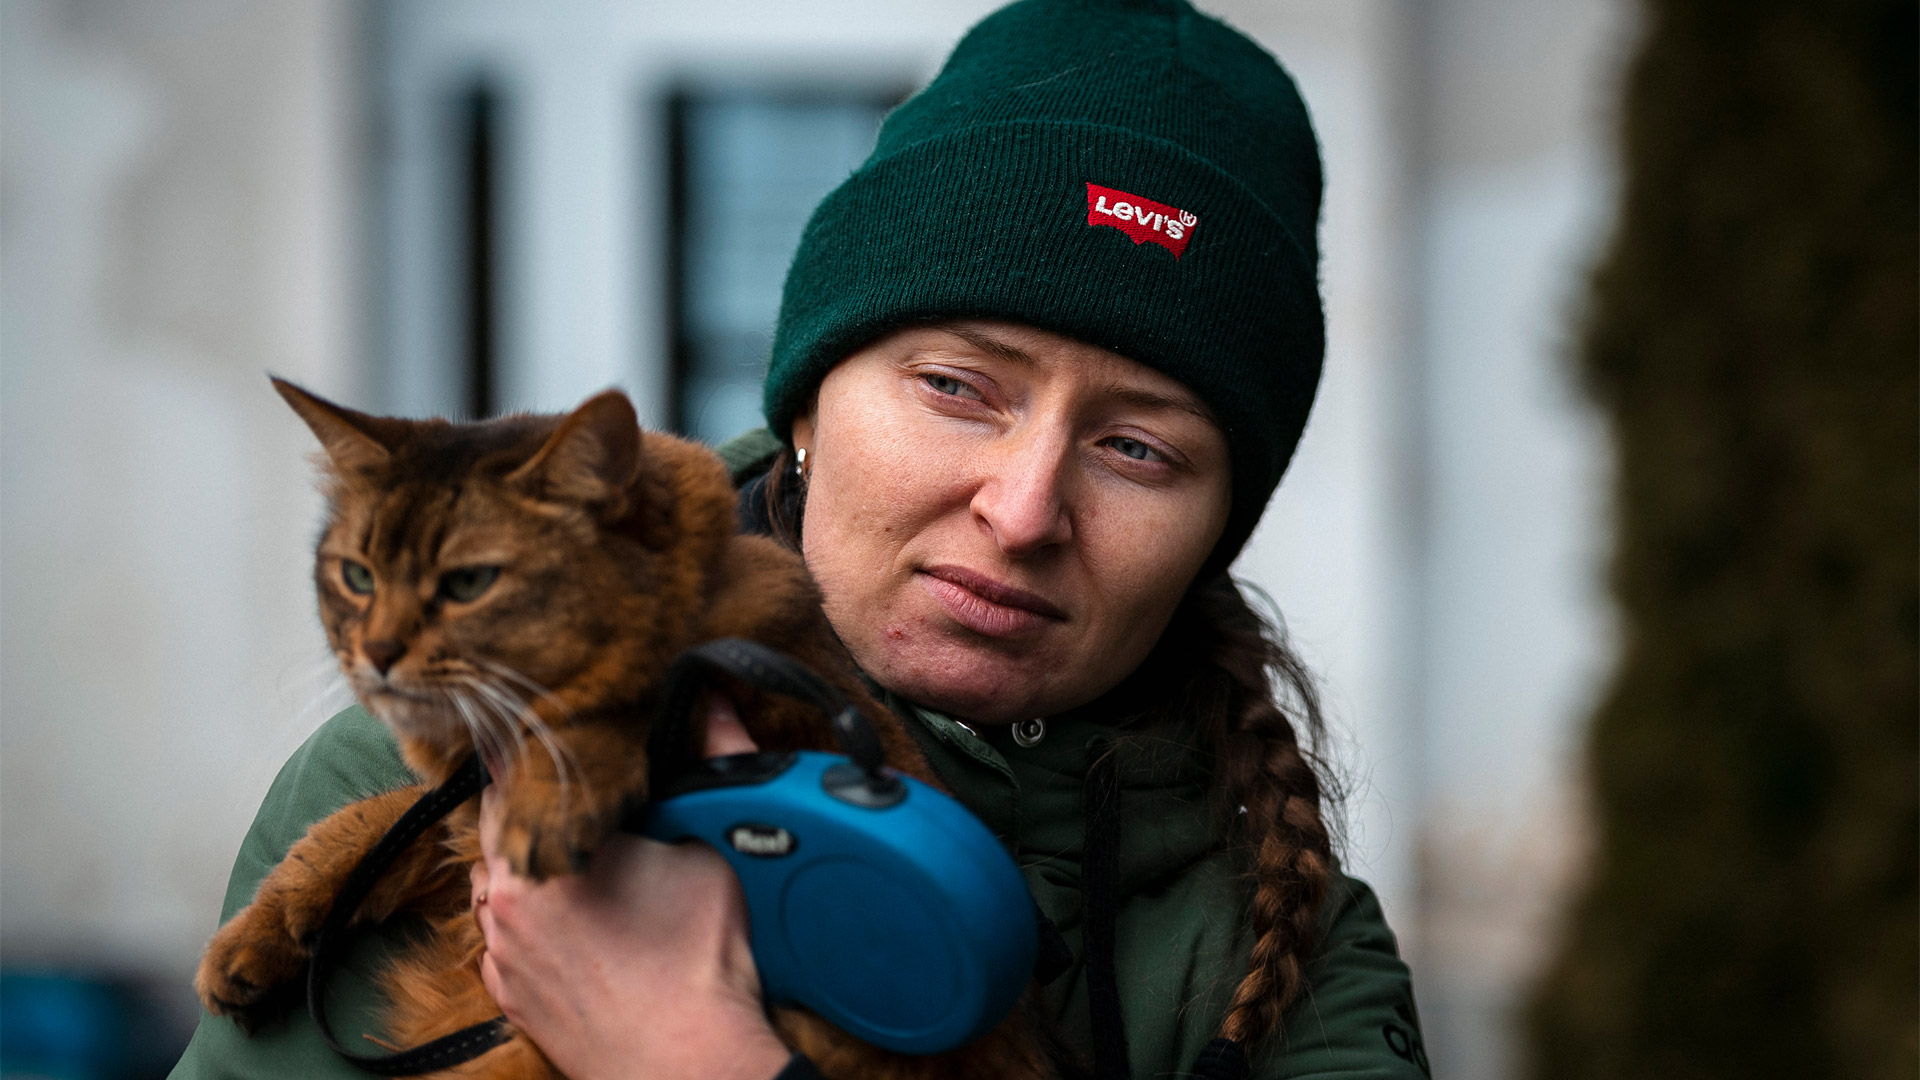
[170,433,1430,1080]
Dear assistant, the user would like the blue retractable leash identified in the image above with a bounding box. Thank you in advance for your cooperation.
[306,639,1038,1074]
[634,639,1037,1054]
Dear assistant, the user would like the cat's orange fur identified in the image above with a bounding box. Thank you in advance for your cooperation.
[195,382,1054,1080]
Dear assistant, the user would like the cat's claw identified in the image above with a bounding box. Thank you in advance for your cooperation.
[496,788,616,881]
[195,904,307,1027]
[498,820,579,881]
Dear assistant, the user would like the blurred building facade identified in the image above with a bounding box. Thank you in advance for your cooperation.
[0,0,1629,1073]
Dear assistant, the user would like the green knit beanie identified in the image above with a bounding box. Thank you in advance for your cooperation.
[764,0,1325,572]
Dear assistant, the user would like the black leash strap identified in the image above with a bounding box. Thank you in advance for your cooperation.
[645,637,887,795]
[1082,737,1131,1080]
[1079,741,1252,1079]
[306,752,507,1074]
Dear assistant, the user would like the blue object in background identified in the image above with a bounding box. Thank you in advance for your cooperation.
[1,971,184,1080]
[643,750,1038,1054]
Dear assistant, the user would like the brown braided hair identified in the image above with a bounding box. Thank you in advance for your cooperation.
[1173,575,1340,1046]
[759,447,1343,1052]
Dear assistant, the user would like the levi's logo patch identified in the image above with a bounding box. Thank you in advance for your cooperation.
[1086,182,1198,259]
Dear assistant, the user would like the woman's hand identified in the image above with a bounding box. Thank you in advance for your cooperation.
[471,696,792,1080]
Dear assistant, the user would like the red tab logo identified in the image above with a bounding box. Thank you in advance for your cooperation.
[1085,183,1198,259]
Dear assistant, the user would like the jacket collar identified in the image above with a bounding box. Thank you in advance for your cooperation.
[884,689,1225,906]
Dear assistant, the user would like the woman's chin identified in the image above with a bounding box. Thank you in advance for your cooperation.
[858,635,1064,726]
[834,584,1130,724]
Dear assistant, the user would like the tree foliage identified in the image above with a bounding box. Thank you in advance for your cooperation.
[1526,0,1918,1076]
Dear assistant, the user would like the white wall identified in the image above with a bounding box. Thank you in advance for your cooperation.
[1224,0,1424,938]
[1405,0,1631,1075]
[1,0,363,979]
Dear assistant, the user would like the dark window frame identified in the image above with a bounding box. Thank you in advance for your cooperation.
[661,82,910,441]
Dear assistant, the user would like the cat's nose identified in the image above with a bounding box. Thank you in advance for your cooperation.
[363,640,406,675]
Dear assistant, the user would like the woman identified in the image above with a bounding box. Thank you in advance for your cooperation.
[172,1,1427,1077]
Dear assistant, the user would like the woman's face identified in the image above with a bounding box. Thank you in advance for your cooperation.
[790,321,1232,725]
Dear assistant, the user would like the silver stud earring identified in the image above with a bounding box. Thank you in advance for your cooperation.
[794,446,809,481]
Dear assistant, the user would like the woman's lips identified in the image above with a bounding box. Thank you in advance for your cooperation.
[917,565,1066,638]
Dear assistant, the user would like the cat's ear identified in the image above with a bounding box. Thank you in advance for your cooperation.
[272,377,397,474]
[507,389,641,509]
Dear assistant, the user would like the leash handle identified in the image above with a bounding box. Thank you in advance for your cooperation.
[305,753,508,1074]
[645,638,892,796]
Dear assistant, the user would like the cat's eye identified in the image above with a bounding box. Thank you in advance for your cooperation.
[340,560,375,595]
[438,566,500,603]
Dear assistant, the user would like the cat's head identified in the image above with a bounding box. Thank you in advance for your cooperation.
[274,379,733,775]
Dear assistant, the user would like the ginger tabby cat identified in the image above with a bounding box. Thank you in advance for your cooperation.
[195,381,1054,1080]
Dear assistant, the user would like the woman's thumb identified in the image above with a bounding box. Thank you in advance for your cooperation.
[702,692,759,757]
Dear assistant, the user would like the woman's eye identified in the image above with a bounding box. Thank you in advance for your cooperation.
[341,560,375,595]
[923,374,981,399]
[1108,437,1159,462]
[438,566,500,603]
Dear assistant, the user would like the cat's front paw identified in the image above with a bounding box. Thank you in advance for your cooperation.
[195,903,308,1027]
[495,782,617,881]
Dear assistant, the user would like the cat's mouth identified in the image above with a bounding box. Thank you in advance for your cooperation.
[361,680,547,773]
[357,680,439,709]
[364,681,433,702]
[359,684,462,740]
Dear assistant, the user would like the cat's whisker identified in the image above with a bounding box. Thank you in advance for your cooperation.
[455,673,579,824]
[447,685,515,783]
[455,675,530,767]
[283,653,351,686]
[525,715,586,812]
[471,661,589,806]
[282,666,354,725]
[457,675,534,778]
[469,685,528,781]
[466,674,586,816]
[477,660,578,726]
[250,664,356,784]
[443,687,491,767]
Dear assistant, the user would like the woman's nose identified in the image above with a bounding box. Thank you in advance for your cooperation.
[969,430,1074,557]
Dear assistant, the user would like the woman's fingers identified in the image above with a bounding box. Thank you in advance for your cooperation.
[463,691,787,1077]
[473,789,504,1014]
[478,785,504,866]
[702,691,759,757]
[470,856,490,909]
[478,944,506,1014]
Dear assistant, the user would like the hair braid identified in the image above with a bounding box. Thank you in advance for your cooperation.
[1182,576,1339,1048]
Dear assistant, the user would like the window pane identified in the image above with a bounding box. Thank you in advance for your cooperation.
[670,91,895,444]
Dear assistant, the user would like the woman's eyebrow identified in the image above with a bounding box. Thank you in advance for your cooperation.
[937,325,1213,423]
[1100,382,1215,424]
[940,326,1037,366]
